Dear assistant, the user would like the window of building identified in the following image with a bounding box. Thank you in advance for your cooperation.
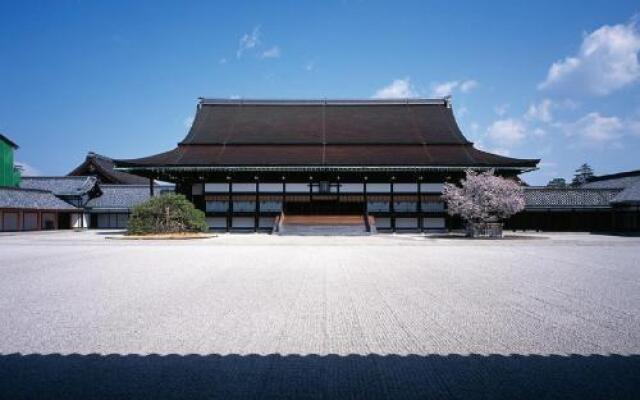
[367,201,390,212]
[205,201,228,212]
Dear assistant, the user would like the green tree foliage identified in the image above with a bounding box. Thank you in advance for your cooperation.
[571,163,595,186]
[127,193,208,235]
[546,177,567,188]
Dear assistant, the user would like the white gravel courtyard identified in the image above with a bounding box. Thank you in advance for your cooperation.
[0,230,639,399]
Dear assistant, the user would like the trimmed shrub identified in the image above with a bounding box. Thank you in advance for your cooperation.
[127,193,208,235]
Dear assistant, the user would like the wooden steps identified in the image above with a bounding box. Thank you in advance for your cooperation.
[278,214,373,235]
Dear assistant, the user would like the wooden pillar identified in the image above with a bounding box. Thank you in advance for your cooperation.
[390,180,396,233]
[281,179,286,215]
[417,179,423,232]
[363,179,368,216]
[149,177,154,196]
[254,179,260,233]
[309,177,313,214]
[227,179,232,232]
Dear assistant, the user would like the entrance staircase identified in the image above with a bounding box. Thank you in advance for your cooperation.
[275,214,376,235]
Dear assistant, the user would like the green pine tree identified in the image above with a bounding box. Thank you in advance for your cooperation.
[571,163,594,186]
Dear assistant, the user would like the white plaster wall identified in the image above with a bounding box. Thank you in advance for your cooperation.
[232,183,256,192]
[367,183,391,192]
[340,183,364,192]
[394,183,418,193]
[421,183,444,193]
[285,183,309,193]
[258,183,283,192]
[205,183,228,192]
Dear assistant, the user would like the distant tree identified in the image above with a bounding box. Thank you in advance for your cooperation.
[127,193,208,235]
[547,177,567,188]
[442,169,525,237]
[571,163,595,186]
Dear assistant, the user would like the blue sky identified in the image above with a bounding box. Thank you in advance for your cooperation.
[1,0,639,184]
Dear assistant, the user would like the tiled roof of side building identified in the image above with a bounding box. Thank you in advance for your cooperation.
[0,187,78,210]
[581,171,640,189]
[20,176,99,196]
[86,184,174,210]
[524,187,622,209]
[610,181,640,205]
[68,152,150,184]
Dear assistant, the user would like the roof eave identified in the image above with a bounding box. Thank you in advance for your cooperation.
[116,165,538,173]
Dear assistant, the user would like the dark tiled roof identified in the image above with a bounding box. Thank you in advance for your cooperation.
[580,171,640,204]
[0,188,77,210]
[20,176,99,196]
[116,98,539,171]
[117,143,538,168]
[86,185,174,210]
[524,187,621,209]
[611,181,640,204]
[0,133,18,149]
[583,169,640,186]
[68,152,149,184]
[581,175,640,189]
[184,99,470,145]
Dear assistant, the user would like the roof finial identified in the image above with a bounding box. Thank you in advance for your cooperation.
[443,95,452,108]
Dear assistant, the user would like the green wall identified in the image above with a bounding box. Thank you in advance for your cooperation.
[0,139,20,187]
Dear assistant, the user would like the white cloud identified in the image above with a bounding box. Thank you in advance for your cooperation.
[459,80,478,93]
[304,61,315,71]
[486,118,527,146]
[491,147,511,156]
[525,99,554,122]
[261,46,280,59]
[236,26,261,58]
[532,127,547,137]
[219,58,227,64]
[538,19,640,95]
[430,79,478,97]
[560,112,624,144]
[494,103,509,117]
[373,78,417,98]
[183,116,194,129]
[431,81,459,97]
[456,106,468,117]
[469,122,480,134]
[14,161,41,177]
[229,94,241,99]
[629,119,640,136]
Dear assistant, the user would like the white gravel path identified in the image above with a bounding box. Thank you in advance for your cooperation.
[0,230,638,399]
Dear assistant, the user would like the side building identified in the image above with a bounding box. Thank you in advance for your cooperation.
[506,170,640,233]
[115,98,539,232]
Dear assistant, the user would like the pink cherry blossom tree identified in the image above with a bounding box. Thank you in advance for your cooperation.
[442,169,525,237]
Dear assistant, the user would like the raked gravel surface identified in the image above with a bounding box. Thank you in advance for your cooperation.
[0,230,639,399]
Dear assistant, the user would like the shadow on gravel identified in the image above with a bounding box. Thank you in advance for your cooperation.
[0,353,638,399]
[422,234,549,240]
